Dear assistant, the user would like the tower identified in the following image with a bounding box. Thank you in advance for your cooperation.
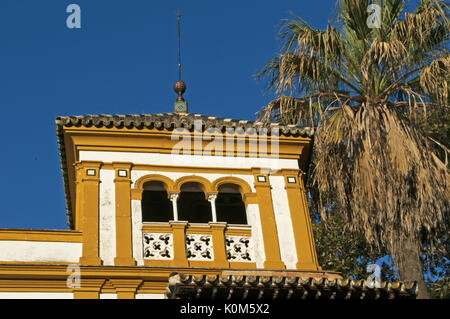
[0,112,418,299]
[53,112,325,298]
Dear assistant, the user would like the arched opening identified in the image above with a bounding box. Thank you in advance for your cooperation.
[216,183,247,225]
[141,181,173,222]
[177,182,211,223]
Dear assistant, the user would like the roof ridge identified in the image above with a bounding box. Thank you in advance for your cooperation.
[55,113,314,131]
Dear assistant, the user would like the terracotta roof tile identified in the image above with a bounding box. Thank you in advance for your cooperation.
[166,272,418,299]
[55,113,314,136]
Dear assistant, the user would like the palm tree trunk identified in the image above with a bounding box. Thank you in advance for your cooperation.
[393,233,430,299]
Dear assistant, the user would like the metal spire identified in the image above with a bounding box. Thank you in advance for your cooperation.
[177,12,182,81]
[173,11,188,113]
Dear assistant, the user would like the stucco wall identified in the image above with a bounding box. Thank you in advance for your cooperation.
[0,241,81,262]
[0,292,165,299]
[135,293,165,299]
[0,292,74,299]
[78,151,298,172]
[269,175,298,269]
[99,169,116,266]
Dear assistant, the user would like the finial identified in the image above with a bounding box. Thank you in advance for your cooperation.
[174,80,186,102]
[173,11,188,113]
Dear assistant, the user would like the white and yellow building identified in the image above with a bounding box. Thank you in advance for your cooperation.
[0,110,416,299]
[0,109,334,299]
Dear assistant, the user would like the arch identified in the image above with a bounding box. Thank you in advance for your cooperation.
[175,176,213,223]
[212,176,252,196]
[213,176,252,225]
[134,174,176,194]
[173,175,214,196]
[141,184,173,223]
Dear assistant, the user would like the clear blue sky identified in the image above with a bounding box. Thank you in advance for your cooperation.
[0,0,418,229]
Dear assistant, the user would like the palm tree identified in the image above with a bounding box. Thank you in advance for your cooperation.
[257,0,449,298]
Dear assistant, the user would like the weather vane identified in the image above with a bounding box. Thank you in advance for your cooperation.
[173,10,188,113]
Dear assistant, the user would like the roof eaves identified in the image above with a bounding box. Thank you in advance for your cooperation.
[166,272,418,299]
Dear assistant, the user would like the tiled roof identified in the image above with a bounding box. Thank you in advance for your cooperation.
[166,272,418,299]
[55,112,314,136]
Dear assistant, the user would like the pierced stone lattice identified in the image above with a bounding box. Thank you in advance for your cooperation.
[185,234,214,261]
[225,235,253,262]
[143,233,173,260]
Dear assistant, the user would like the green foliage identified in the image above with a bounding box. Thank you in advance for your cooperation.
[311,214,397,281]
[428,276,450,299]
[416,107,450,165]
[423,248,450,298]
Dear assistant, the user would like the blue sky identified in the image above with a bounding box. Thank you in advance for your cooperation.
[0,0,418,229]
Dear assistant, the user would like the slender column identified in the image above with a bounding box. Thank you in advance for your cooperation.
[113,162,136,266]
[208,193,218,223]
[78,161,102,266]
[170,193,179,221]
[252,168,285,269]
[169,220,189,267]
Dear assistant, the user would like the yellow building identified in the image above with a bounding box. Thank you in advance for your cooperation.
[0,105,417,299]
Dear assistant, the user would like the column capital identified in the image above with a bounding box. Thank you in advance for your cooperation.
[278,168,301,176]
[251,168,271,188]
[208,221,227,229]
[169,194,180,221]
[242,193,258,205]
[283,175,301,190]
[111,162,134,170]
[207,193,219,222]
[74,161,103,170]
[131,188,142,200]
[207,193,218,202]
[75,161,102,181]
[76,161,103,181]
[113,162,132,182]
[169,220,188,228]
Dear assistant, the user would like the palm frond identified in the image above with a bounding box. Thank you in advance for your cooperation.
[257,0,450,298]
